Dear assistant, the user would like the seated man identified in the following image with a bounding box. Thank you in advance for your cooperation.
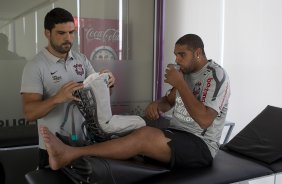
[40,33,231,171]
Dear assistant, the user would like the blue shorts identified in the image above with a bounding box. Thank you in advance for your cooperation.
[162,128,213,169]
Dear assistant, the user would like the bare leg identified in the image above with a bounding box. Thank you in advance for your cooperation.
[39,125,171,170]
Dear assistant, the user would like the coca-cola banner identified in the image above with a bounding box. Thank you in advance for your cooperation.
[77,17,119,61]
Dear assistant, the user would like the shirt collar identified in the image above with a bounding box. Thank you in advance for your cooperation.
[43,47,74,63]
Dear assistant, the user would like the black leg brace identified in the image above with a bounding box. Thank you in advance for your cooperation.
[73,87,113,143]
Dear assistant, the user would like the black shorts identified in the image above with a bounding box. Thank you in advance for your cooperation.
[162,128,213,169]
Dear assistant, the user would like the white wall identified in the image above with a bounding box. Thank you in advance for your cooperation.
[164,1,282,182]
[164,0,282,137]
[163,0,224,98]
[224,0,282,136]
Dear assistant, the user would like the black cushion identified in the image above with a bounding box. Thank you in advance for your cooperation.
[25,150,275,184]
[25,156,169,184]
[0,162,4,184]
[0,125,39,184]
[138,150,273,184]
[267,159,282,173]
[25,169,73,184]
[225,105,282,164]
[0,125,38,147]
[97,156,169,184]
[0,146,38,184]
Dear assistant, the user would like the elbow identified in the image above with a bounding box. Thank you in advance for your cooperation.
[200,124,211,130]
[197,119,213,129]
[197,108,217,129]
[24,112,37,122]
[25,116,36,122]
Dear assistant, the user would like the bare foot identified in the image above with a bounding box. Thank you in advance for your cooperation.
[39,125,73,170]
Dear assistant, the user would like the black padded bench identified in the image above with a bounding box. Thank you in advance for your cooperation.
[24,105,282,184]
[24,148,282,184]
[140,148,281,184]
[0,125,38,184]
[25,156,170,184]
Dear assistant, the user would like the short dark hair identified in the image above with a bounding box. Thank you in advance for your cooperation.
[176,34,205,56]
[44,7,74,31]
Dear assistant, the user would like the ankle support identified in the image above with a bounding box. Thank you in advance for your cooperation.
[73,87,114,143]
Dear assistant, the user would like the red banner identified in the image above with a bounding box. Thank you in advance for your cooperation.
[76,17,119,61]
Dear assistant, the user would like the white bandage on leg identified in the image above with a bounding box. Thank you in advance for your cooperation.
[83,73,145,135]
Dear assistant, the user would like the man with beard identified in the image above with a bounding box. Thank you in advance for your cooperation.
[20,7,115,169]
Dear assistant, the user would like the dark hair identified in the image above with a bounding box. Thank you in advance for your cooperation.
[44,7,74,31]
[176,34,205,56]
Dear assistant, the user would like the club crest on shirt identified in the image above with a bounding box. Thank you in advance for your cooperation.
[73,64,84,76]
[193,81,201,96]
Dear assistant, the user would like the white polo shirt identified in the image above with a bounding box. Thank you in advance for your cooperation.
[21,48,95,149]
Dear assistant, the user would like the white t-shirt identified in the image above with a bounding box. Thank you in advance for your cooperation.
[169,60,231,157]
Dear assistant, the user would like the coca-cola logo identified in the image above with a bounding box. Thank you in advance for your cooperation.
[86,28,119,42]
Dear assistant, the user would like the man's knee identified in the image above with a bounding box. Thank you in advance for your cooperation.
[132,126,164,141]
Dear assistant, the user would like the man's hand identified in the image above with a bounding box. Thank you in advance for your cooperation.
[54,81,84,103]
[145,102,162,120]
[164,64,183,88]
[100,69,115,88]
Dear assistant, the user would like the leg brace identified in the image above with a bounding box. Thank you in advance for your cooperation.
[73,87,115,143]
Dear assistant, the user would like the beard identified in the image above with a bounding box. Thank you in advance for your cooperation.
[50,40,72,54]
